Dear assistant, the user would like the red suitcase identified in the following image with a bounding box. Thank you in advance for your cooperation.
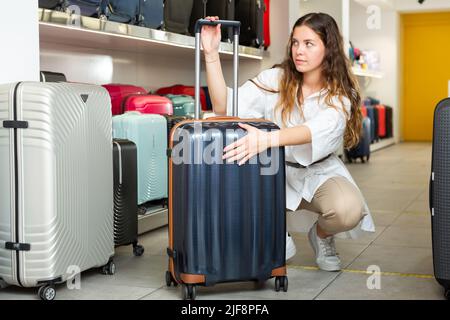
[375,104,386,138]
[102,84,147,115]
[156,85,207,111]
[361,105,367,118]
[123,94,173,115]
[263,0,270,50]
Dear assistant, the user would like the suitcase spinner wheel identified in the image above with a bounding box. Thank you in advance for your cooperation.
[133,242,145,257]
[101,259,116,275]
[182,284,197,300]
[274,276,288,292]
[38,285,56,301]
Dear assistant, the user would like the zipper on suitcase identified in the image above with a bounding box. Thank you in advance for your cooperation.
[9,82,29,287]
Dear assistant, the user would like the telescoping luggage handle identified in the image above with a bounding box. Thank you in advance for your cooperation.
[194,19,241,120]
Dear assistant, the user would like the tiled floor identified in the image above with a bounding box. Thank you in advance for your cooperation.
[0,142,446,300]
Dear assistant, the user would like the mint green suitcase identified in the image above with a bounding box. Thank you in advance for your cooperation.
[165,94,195,117]
[112,112,167,205]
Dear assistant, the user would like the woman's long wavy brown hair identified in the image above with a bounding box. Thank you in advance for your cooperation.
[275,13,362,149]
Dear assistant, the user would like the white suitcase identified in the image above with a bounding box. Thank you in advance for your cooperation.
[0,82,115,300]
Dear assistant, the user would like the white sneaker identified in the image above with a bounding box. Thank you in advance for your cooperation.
[286,233,297,261]
[308,222,341,271]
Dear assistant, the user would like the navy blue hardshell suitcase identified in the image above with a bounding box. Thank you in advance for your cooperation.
[345,116,371,163]
[107,0,140,24]
[429,98,450,300]
[138,0,164,29]
[166,20,288,300]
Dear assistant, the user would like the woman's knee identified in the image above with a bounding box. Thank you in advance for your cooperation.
[320,188,364,233]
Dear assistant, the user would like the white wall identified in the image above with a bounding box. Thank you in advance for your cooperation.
[0,1,40,84]
[41,1,293,91]
[350,1,401,142]
[298,0,343,29]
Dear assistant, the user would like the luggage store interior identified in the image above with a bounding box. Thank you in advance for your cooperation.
[1,0,450,301]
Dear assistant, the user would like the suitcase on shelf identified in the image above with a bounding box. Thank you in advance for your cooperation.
[235,0,264,48]
[102,84,147,116]
[39,0,65,10]
[40,71,67,82]
[189,0,235,40]
[64,0,109,18]
[113,139,144,257]
[156,85,207,111]
[107,0,140,24]
[375,104,386,138]
[345,116,371,163]
[360,105,367,118]
[385,105,393,138]
[166,19,287,300]
[165,94,195,117]
[163,0,194,35]
[123,94,173,115]
[0,82,115,300]
[263,0,270,50]
[112,112,168,205]
[429,98,450,300]
[138,0,164,29]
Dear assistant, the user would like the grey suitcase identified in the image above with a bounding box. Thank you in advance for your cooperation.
[163,0,194,35]
[0,82,115,300]
[430,98,450,300]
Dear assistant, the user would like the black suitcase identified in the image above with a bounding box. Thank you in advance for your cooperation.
[40,71,67,82]
[345,117,371,163]
[235,0,264,48]
[430,98,450,300]
[385,105,393,138]
[163,0,194,35]
[166,19,287,300]
[113,139,144,257]
[39,0,65,10]
[189,0,235,40]
[64,0,109,18]
[164,115,191,139]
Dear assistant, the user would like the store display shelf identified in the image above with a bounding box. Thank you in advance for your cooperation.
[352,67,384,79]
[38,8,263,60]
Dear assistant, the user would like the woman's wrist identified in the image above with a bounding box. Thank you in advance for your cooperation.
[205,52,220,63]
[267,131,280,148]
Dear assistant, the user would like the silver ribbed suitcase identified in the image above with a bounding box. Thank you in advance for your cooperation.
[0,82,115,300]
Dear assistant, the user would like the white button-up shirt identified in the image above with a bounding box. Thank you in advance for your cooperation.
[226,68,375,239]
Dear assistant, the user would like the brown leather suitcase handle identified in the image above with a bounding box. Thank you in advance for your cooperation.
[207,116,240,121]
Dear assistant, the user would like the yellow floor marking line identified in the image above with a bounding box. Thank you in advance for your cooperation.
[287,264,434,279]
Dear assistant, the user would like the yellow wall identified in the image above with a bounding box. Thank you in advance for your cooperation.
[402,12,450,141]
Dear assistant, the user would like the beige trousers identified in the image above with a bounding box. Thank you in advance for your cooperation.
[297,176,365,235]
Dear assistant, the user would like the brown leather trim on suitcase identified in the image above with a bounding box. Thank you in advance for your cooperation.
[271,266,287,277]
[180,273,206,284]
[168,117,275,285]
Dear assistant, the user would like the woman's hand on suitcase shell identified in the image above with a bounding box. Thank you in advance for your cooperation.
[223,123,272,166]
[201,16,221,57]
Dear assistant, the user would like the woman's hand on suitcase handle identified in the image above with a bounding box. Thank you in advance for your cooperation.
[223,123,273,166]
[201,16,222,61]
